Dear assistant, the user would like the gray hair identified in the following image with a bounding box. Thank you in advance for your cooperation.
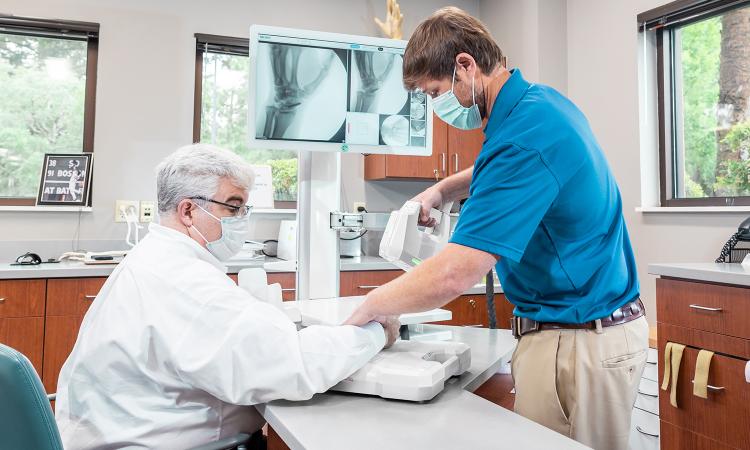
[155,143,255,215]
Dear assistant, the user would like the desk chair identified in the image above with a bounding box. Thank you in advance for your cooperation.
[0,343,252,450]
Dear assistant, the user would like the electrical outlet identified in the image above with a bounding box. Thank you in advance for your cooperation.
[353,202,366,212]
[115,200,139,222]
[140,201,155,223]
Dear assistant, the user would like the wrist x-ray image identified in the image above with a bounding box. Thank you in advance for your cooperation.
[254,38,425,149]
[349,51,408,115]
[255,42,348,141]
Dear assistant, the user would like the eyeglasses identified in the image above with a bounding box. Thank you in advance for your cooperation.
[189,196,253,217]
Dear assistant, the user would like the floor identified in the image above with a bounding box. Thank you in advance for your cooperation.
[474,373,516,411]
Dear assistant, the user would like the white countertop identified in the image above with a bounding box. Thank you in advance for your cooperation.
[296,296,452,326]
[648,262,750,287]
[0,257,504,294]
[256,325,589,450]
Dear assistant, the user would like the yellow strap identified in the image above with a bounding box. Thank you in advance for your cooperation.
[693,349,714,399]
[661,342,673,391]
[669,343,686,408]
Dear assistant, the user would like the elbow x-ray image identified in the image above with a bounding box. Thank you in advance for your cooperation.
[255,42,348,141]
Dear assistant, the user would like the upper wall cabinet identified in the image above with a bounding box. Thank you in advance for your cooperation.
[364,115,485,181]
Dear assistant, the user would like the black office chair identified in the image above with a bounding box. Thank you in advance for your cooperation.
[0,343,251,450]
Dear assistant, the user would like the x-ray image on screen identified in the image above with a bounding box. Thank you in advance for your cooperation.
[255,42,348,141]
[380,115,410,146]
[349,51,408,115]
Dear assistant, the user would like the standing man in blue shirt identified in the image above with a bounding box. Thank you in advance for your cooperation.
[346,7,648,450]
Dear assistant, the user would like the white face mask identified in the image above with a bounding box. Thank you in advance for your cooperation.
[190,203,250,261]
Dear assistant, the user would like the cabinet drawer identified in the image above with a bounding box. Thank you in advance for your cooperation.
[634,378,659,416]
[629,407,659,450]
[267,272,296,301]
[659,420,735,450]
[46,278,107,316]
[339,270,402,297]
[659,345,750,448]
[656,278,750,340]
[0,279,45,318]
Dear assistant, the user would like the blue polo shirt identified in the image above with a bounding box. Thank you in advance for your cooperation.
[449,69,639,324]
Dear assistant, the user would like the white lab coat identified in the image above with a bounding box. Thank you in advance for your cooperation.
[55,223,385,450]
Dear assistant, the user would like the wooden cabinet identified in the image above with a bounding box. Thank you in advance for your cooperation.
[436,293,513,329]
[0,279,46,374]
[364,116,484,180]
[43,277,106,393]
[655,277,750,450]
[339,270,403,297]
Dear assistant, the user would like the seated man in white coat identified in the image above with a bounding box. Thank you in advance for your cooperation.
[55,144,399,449]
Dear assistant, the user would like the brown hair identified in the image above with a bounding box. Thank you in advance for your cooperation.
[403,7,503,90]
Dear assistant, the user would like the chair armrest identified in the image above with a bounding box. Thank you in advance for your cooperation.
[47,393,56,402]
[186,433,251,450]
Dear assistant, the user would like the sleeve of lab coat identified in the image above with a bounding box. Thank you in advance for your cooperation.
[172,290,385,405]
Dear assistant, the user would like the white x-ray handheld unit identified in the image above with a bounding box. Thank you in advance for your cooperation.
[379,201,454,272]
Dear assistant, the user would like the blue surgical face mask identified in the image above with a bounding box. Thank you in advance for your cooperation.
[432,66,482,130]
[191,204,250,261]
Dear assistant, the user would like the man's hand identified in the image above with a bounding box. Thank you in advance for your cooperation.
[379,315,401,348]
[411,186,444,227]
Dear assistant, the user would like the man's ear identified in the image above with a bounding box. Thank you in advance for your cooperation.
[455,53,477,74]
[176,199,195,227]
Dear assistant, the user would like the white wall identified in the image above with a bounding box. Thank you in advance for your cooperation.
[480,0,567,93]
[0,0,478,261]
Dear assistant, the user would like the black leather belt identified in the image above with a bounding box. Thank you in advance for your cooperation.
[511,298,645,339]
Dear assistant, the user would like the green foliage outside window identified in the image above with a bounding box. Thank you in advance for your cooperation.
[0,35,87,198]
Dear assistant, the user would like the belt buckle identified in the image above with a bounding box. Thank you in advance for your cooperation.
[511,316,521,339]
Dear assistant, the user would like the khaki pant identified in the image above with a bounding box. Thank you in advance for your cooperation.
[511,316,648,450]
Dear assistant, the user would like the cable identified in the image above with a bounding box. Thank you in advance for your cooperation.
[340,230,367,240]
[486,269,497,329]
[716,231,741,263]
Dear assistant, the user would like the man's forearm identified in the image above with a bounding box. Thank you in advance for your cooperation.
[435,166,473,202]
[362,243,497,317]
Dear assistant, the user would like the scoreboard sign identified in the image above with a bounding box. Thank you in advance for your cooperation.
[36,153,93,206]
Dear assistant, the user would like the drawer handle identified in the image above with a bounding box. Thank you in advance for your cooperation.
[638,389,658,398]
[691,380,725,391]
[358,285,381,290]
[84,295,97,300]
[464,324,483,328]
[689,304,723,312]
[0,297,5,304]
[635,426,659,438]
[469,299,476,308]
[281,288,296,292]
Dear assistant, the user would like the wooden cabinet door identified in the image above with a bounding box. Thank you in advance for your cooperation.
[364,115,447,180]
[447,126,485,175]
[0,316,44,375]
[229,272,297,301]
[340,270,403,297]
[439,295,488,327]
[43,278,106,393]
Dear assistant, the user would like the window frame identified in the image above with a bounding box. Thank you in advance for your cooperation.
[0,15,99,207]
[193,33,297,209]
[639,0,750,206]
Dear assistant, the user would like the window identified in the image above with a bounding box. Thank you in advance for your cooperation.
[0,15,99,206]
[640,1,750,206]
[193,34,297,208]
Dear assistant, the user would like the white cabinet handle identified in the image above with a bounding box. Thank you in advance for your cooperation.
[638,389,658,398]
[281,288,296,292]
[636,426,659,438]
[691,380,725,391]
[689,304,723,312]
[358,285,381,290]
[84,295,96,300]
[0,297,5,304]
[441,153,446,175]
[454,153,459,172]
